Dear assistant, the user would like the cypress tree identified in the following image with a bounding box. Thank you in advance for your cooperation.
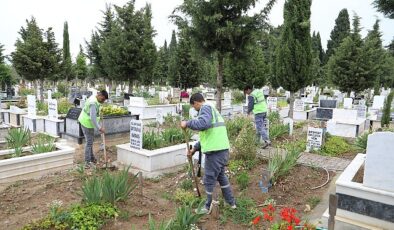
[0,43,5,64]
[373,0,394,19]
[381,91,394,128]
[274,0,312,118]
[325,9,351,63]
[62,21,73,81]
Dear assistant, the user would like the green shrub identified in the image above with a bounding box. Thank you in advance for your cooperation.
[354,132,370,153]
[19,88,35,96]
[58,98,73,115]
[171,201,204,229]
[233,122,257,162]
[277,100,288,108]
[36,101,48,115]
[269,123,289,140]
[320,136,352,156]
[22,203,118,230]
[233,90,245,104]
[236,171,249,190]
[381,91,394,128]
[101,105,128,116]
[52,92,63,99]
[182,104,190,119]
[226,116,252,141]
[267,111,280,124]
[6,128,31,157]
[57,82,68,97]
[31,135,55,154]
[143,128,192,150]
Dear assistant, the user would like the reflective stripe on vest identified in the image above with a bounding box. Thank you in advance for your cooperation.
[199,104,230,153]
[251,89,267,114]
[78,97,101,128]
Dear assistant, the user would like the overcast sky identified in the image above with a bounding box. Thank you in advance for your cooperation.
[0,0,393,59]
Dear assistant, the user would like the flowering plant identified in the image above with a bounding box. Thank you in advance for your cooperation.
[251,204,316,230]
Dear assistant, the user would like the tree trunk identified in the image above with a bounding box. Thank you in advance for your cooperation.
[40,79,44,103]
[216,53,224,112]
[289,91,295,119]
[128,79,133,94]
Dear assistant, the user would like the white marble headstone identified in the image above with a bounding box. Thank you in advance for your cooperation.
[294,99,305,112]
[206,92,215,100]
[332,108,358,121]
[48,99,58,120]
[267,97,278,111]
[156,108,163,125]
[129,97,147,106]
[364,132,394,192]
[27,95,37,117]
[372,95,386,109]
[306,127,323,152]
[189,107,198,119]
[130,120,143,150]
[343,98,353,109]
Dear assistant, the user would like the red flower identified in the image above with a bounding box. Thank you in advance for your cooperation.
[252,216,261,225]
[287,226,293,230]
[294,217,300,225]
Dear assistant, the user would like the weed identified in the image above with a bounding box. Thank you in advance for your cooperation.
[222,197,258,225]
[354,132,370,153]
[232,90,245,104]
[233,122,257,162]
[226,116,252,141]
[161,192,173,201]
[320,136,353,156]
[268,143,301,184]
[179,179,194,191]
[31,135,55,154]
[174,188,199,206]
[307,196,321,209]
[236,171,250,190]
[119,210,130,220]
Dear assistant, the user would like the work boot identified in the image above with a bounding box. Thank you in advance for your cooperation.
[195,205,212,215]
[262,140,271,149]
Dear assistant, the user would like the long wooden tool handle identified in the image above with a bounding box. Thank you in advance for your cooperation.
[100,112,107,168]
[183,129,201,197]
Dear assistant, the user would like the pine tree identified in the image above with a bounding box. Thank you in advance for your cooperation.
[373,0,394,19]
[274,0,312,118]
[153,41,169,85]
[325,9,351,62]
[74,45,88,83]
[328,15,374,95]
[168,30,178,86]
[173,0,277,112]
[62,21,73,81]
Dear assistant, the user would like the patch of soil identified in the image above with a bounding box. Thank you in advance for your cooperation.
[0,137,333,230]
[352,164,364,183]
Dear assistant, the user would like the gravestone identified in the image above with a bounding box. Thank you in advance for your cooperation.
[116,87,121,97]
[267,97,278,111]
[364,132,394,192]
[306,127,324,152]
[224,92,232,100]
[316,108,334,120]
[48,99,58,120]
[206,92,215,100]
[319,99,337,108]
[372,95,385,109]
[66,108,82,120]
[343,98,353,109]
[156,108,164,125]
[172,88,181,100]
[359,99,366,106]
[294,99,305,112]
[354,105,367,119]
[332,108,358,121]
[189,107,198,119]
[283,118,293,135]
[27,95,37,117]
[129,97,146,106]
[149,87,156,96]
[47,90,52,99]
[130,120,143,150]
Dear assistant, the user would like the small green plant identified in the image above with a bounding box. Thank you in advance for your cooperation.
[101,105,128,116]
[174,188,198,206]
[36,101,48,115]
[57,82,69,97]
[277,100,288,108]
[236,171,250,190]
[148,214,173,230]
[52,92,63,99]
[182,104,190,119]
[268,144,301,184]
[19,87,35,96]
[320,136,353,156]
[222,197,258,225]
[354,132,370,153]
[269,123,289,140]
[233,122,257,162]
[226,116,252,140]
[143,130,164,150]
[6,128,31,157]
[81,166,138,204]
[171,201,205,229]
[31,135,55,154]
[307,196,321,209]
[179,179,193,191]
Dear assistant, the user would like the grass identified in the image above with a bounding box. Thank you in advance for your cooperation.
[268,143,301,184]
[221,197,258,225]
[307,196,321,209]
[319,135,353,156]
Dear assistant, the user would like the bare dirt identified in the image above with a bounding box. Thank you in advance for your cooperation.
[0,134,333,230]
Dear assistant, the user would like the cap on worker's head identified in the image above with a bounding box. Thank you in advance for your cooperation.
[100,90,109,99]
[190,93,205,105]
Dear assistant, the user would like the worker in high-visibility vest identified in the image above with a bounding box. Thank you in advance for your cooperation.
[244,85,271,148]
[78,90,108,167]
[181,93,236,214]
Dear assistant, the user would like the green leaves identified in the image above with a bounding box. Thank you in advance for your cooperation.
[31,134,55,154]
[6,128,31,158]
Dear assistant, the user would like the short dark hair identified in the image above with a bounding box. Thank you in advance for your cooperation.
[190,93,205,105]
[243,85,252,92]
[99,90,109,99]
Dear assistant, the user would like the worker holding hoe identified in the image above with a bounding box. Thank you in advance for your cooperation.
[78,90,108,168]
[180,93,236,214]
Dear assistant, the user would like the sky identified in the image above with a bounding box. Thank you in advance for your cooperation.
[0,0,393,59]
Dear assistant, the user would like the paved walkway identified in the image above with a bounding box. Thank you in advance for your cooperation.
[258,147,352,171]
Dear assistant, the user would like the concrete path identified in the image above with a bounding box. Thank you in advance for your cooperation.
[258,147,352,171]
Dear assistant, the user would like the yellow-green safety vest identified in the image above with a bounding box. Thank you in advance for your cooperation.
[199,104,230,153]
[251,89,267,114]
[78,97,101,129]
